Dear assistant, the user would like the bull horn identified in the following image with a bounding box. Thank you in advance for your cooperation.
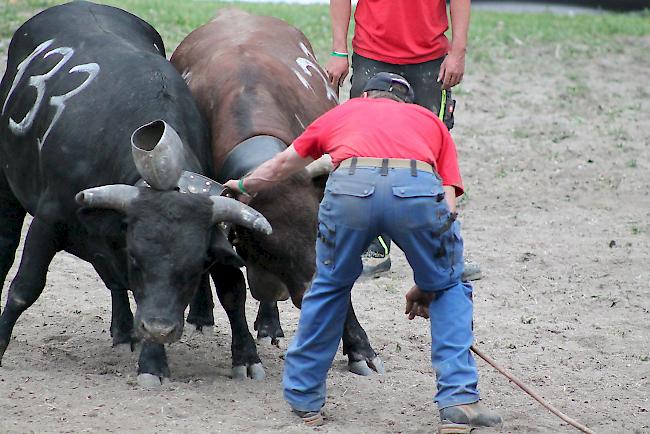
[305,154,333,178]
[209,196,272,235]
[75,185,140,211]
[131,120,185,190]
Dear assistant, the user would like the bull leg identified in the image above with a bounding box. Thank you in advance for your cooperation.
[90,262,135,349]
[342,296,385,376]
[110,289,134,348]
[186,273,215,331]
[136,341,170,388]
[0,173,26,313]
[0,218,59,365]
[211,264,264,380]
[248,266,287,344]
[254,301,284,345]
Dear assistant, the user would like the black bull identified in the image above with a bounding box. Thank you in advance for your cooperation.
[171,9,384,375]
[0,1,271,386]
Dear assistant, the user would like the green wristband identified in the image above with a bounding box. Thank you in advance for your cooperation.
[238,177,249,195]
[331,51,349,58]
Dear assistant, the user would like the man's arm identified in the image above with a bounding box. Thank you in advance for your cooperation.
[325,0,352,89]
[224,145,314,196]
[443,185,457,213]
[438,0,471,90]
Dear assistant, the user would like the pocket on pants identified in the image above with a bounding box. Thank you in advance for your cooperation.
[316,220,336,271]
[326,176,375,229]
[329,177,375,197]
[392,184,444,229]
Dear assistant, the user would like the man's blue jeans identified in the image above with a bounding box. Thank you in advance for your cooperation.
[283,166,480,411]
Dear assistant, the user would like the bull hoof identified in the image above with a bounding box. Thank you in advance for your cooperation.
[232,365,247,380]
[348,356,385,376]
[137,373,163,389]
[111,330,136,348]
[232,363,266,380]
[248,363,266,380]
[186,311,215,331]
[257,336,281,347]
[112,335,139,352]
[113,341,138,355]
[189,325,214,336]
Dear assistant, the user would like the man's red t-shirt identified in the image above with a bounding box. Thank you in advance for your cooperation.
[353,0,450,64]
[293,98,464,196]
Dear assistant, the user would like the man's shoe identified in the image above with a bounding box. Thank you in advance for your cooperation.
[461,261,482,282]
[292,408,324,426]
[362,256,391,276]
[439,401,502,433]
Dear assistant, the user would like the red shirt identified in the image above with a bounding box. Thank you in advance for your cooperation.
[353,0,450,64]
[293,98,464,196]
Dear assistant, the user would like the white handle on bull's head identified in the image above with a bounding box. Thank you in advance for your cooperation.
[131,120,185,190]
[305,154,333,178]
[209,196,272,235]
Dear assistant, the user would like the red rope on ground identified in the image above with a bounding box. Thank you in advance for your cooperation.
[470,345,596,434]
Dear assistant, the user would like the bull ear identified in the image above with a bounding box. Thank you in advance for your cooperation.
[77,207,127,238]
[207,228,245,269]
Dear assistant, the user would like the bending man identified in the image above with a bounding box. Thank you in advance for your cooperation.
[225,73,501,433]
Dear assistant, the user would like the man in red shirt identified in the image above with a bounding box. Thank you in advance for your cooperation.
[225,73,501,433]
[325,0,479,278]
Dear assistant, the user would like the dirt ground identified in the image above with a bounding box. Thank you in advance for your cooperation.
[1,25,649,434]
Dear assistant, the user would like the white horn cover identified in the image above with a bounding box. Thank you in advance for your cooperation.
[209,196,272,235]
[131,120,185,190]
[75,185,140,211]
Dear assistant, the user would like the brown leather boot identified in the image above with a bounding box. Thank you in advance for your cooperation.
[439,401,502,433]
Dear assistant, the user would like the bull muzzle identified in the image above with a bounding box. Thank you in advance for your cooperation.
[131,120,185,190]
[136,316,183,344]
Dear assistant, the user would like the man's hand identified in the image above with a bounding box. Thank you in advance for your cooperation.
[224,180,252,204]
[224,179,241,193]
[325,56,350,90]
[437,50,466,90]
[405,285,435,320]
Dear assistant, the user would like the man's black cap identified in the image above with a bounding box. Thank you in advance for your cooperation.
[362,72,415,103]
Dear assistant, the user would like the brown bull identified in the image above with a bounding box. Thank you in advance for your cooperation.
[171,9,383,376]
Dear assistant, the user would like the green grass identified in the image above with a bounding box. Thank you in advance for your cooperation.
[2,1,650,63]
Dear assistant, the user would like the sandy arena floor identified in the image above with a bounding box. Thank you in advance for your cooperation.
[0,23,648,434]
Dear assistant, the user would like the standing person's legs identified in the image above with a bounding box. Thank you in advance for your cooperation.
[402,59,482,282]
[401,57,455,130]
[283,170,378,418]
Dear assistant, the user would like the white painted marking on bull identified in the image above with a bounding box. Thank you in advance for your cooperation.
[2,39,54,115]
[2,39,100,149]
[181,69,193,85]
[295,42,338,102]
[293,68,311,90]
[294,114,306,129]
[9,45,74,135]
[38,63,100,149]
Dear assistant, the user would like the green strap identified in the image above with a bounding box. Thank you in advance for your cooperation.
[438,89,447,121]
[238,177,249,195]
[377,236,389,256]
